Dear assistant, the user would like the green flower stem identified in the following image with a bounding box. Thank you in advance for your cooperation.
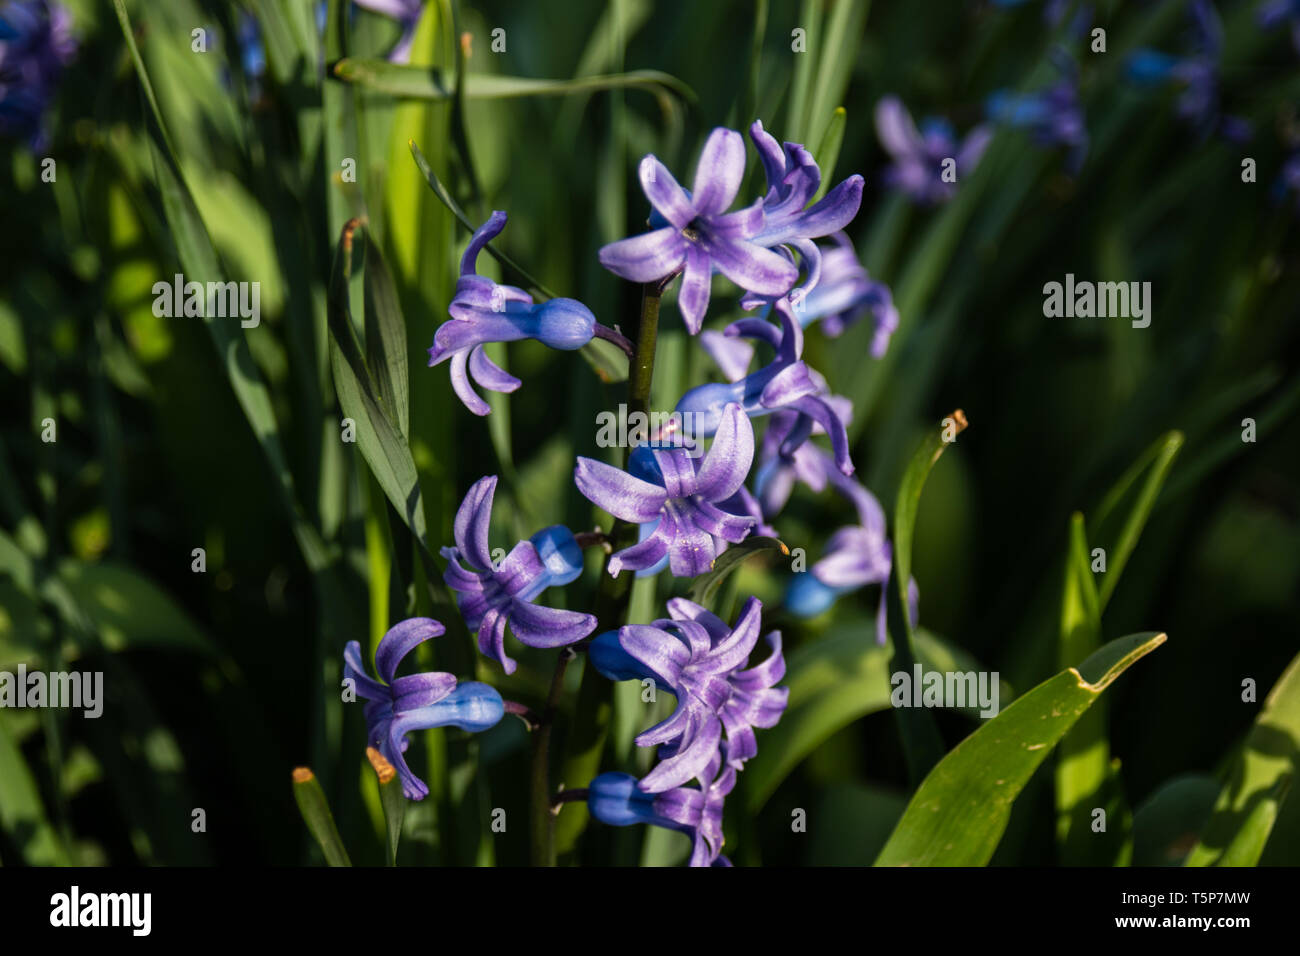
[530,647,576,866]
[552,277,668,860]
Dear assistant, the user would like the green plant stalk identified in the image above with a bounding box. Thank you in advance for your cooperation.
[553,278,666,859]
[530,647,576,866]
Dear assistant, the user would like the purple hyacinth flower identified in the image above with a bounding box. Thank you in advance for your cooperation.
[0,0,75,150]
[589,596,788,791]
[987,52,1087,170]
[353,0,422,63]
[575,403,757,577]
[874,97,993,205]
[598,127,801,334]
[343,618,504,799]
[744,120,865,299]
[587,744,736,866]
[677,298,855,476]
[429,211,595,416]
[441,476,598,674]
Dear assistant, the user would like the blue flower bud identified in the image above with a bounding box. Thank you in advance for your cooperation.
[588,631,653,683]
[784,573,847,618]
[528,525,584,588]
[587,772,665,828]
[533,297,595,351]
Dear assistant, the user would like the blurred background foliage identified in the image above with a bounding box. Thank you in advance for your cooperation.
[0,0,1297,866]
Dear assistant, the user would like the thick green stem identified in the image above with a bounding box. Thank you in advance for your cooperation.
[553,278,667,859]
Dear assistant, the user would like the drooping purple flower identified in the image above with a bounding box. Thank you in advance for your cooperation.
[575,403,757,577]
[429,211,595,416]
[353,0,422,63]
[874,97,993,205]
[441,476,598,675]
[986,51,1088,170]
[1259,0,1300,55]
[0,0,75,150]
[744,120,865,298]
[588,596,787,791]
[598,128,801,334]
[343,618,504,799]
[1125,0,1252,143]
[587,744,736,866]
[677,298,855,476]
[751,405,849,521]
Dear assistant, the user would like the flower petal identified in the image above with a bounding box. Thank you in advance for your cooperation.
[453,475,497,569]
[469,345,522,394]
[639,155,695,230]
[508,601,598,648]
[376,617,445,684]
[690,127,746,216]
[574,457,668,523]
[694,403,755,503]
[598,227,686,283]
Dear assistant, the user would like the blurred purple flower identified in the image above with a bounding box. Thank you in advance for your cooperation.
[0,0,75,150]
[588,597,787,791]
[987,52,1088,170]
[442,476,597,674]
[575,402,756,577]
[429,211,595,416]
[874,96,992,204]
[1259,0,1300,54]
[1126,0,1252,143]
[343,618,504,799]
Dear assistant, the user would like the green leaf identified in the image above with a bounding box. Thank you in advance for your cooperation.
[0,715,69,865]
[875,631,1166,867]
[1131,774,1220,866]
[407,139,559,300]
[1055,512,1107,861]
[363,241,411,439]
[327,220,429,547]
[810,106,846,204]
[293,767,352,866]
[334,59,693,104]
[888,411,968,783]
[55,560,216,656]
[1186,650,1300,866]
[366,748,406,866]
[1217,777,1290,867]
[744,626,1004,813]
[1092,430,1183,611]
[687,536,788,610]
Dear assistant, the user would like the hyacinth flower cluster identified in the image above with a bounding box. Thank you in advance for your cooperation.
[342,118,910,865]
[1124,0,1252,143]
[0,0,75,150]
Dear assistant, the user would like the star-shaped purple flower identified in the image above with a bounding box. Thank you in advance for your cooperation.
[442,476,598,674]
[874,97,993,205]
[598,127,800,334]
[429,211,595,416]
[343,617,504,799]
[588,596,788,791]
[575,403,756,577]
